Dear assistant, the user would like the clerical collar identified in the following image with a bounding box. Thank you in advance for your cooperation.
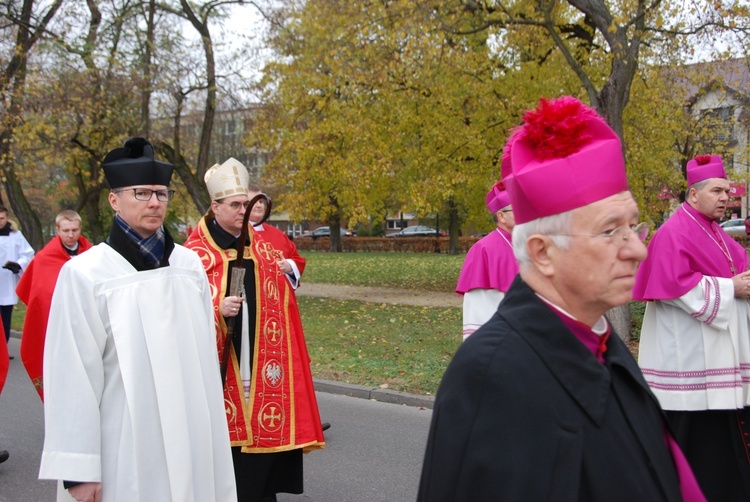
[209,218,249,250]
[535,294,608,333]
[536,293,611,363]
[62,241,80,256]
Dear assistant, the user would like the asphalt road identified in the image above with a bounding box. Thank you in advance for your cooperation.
[0,337,433,501]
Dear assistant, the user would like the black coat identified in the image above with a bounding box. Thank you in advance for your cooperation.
[417,277,683,502]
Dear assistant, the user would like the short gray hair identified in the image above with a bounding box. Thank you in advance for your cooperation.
[685,179,709,199]
[512,210,574,266]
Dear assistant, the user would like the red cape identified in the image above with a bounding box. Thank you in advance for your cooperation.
[16,235,92,400]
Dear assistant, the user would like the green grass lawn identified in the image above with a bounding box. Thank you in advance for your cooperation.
[299,251,464,291]
[300,296,460,396]
[298,251,464,394]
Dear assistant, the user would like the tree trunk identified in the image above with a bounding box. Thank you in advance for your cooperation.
[3,166,42,249]
[0,0,63,249]
[607,304,631,343]
[73,156,107,243]
[140,0,156,136]
[328,202,342,252]
[448,199,460,255]
[159,141,210,215]
[179,0,216,180]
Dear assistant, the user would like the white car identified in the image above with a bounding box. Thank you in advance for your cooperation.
[720,218,746,236]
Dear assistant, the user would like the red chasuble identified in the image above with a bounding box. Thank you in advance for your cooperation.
[186,218,325,453]
[16,235,92,400]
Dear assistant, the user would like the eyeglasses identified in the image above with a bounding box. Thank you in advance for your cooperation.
[550,222,650,248]
[219,200,251,211]
[500,209,513,213]
[114,188,175,202]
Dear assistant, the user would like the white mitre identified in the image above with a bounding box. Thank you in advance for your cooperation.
[205,157,250,201]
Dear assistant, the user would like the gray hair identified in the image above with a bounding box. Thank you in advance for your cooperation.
[685,179,709,199]
[512,210,574,266]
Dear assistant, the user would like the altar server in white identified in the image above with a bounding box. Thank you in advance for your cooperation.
[39,138,237,502]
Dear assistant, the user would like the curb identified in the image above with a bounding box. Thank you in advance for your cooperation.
[313,378,435,409]
[10,331,434,410]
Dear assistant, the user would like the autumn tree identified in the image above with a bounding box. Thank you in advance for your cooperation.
[254,0,583,252]
[432,0,750,338]
[0,0,63,249]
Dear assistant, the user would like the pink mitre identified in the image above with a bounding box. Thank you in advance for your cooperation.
[486,180,511,213]
[502,96,629,224]
[686,154,726,187]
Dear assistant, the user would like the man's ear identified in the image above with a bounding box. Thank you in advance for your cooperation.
[526,235,555,278]
[108,192,119,212]
[687,187,698,204]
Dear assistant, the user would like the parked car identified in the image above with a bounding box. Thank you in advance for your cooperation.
[720,218,746,236]
[386,225,446,238]
[303,226,356,240]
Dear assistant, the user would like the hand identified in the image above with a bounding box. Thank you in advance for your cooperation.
[277,252,292,275]
[2,261,20,274]
[732,270,750,299]
[68,482,102,502]
[221,296,244,317]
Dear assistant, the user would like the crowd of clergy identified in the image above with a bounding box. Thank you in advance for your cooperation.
[1,94,750,501]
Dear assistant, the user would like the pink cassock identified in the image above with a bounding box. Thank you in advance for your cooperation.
[456,228,519,295]
[634,202,749,301]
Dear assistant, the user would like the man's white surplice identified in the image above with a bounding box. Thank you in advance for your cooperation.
[39,244,236,502]
[639,275,750,411]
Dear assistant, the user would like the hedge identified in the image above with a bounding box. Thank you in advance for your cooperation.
[293,236,482,253]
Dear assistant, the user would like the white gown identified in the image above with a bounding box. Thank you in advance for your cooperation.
[39,243,237,502]
[639,275,750,411]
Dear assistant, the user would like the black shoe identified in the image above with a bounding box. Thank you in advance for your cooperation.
[321,422,331,432]
[8,355,13,360]
[0,450,8,464]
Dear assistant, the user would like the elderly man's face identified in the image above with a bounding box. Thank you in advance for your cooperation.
[549,191,647,323]
[212,194,250,235]
[108,185,168,238]
[57,219,82,248]
[689,178,730,221]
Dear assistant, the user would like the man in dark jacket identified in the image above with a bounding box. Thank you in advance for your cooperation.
[417,97,705,501]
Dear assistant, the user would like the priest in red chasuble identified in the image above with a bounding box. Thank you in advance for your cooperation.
[185,158,325,502]
[16,210,92,400]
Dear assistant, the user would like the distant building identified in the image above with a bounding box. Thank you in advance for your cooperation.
[672,58,750,217]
